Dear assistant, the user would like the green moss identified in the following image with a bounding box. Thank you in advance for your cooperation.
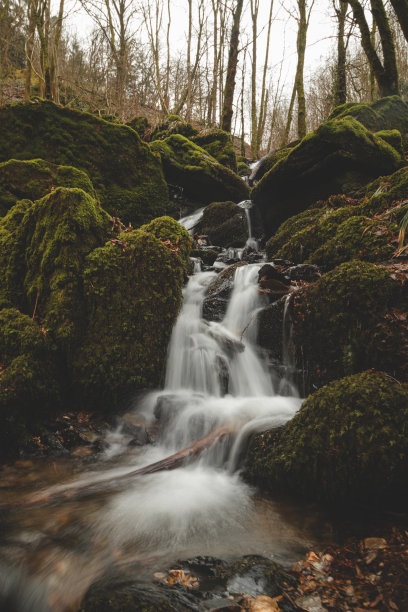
[246,371,408,508]
[150,134,249,205]
[265,208,323,260]
[198,201,247,248]
[73,229,185,408]
[252,116,401,236]
[361,166,408,216]
[0,158,95,217]
[126,115,149,139]
[292,261,405,385]
[150,114,198,141]
[0,188,111,356]
[193,129,237,171]
[0,308,61,457]
[309,215,397,269]
[253,147,292,183]
[237,160,250,176]
[375,129,403,156]
[139,215,191,271]
[0,100,168,224]
[329,95,408,137]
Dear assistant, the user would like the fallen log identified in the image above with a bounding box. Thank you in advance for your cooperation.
[18,425,236,508]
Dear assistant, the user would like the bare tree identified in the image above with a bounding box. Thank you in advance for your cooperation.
[221,0,244,133]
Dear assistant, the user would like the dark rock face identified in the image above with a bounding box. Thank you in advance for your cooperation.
[252,115,401,236]
[287,264,321,283]
[0,100,169,224]
[202,262,248,322]
[245,371,408,509]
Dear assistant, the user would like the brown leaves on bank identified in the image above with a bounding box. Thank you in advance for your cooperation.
[287,528,408,612]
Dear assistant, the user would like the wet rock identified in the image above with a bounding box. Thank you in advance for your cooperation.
[191,248,219,266]
[208,324,245,357]
[256,298,286,362]
[197,202,248,249]
[294,594,327,612]
[199,599,240,611]
[202,262,248,322]
[120,413,149,446]
[287,264,321,283]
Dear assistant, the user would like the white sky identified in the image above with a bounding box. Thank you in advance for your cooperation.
[60,0,337,90]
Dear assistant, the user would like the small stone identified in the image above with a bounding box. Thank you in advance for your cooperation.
[295,594,328,612]
[364,538,387,550]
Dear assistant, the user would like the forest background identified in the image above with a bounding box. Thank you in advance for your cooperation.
[1,0,407,159]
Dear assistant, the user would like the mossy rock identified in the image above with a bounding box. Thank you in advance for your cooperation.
[246,371,408,508]
[291,261,407,386]
[309,215,397,269]
[150,114,198,141]
[0,100,168,224]
[193,129,237,171]
[375,129,404,156]
[73,228,185,408]
[237,160,250,177]
[265,208,323,260]
[329,95,408,137]
[139,215,191,271]
[126,115,149,139]
[0,308,61,457]
[0,158,95,217]
[190,247,218,266]
[0,187,111,356]
[150,134,249,205]
[250,147,292,184]
[197,201,247,248]
[361,166,408,216]
[252,116,402,236]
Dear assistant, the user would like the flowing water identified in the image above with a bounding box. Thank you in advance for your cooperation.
[0,264,331,611]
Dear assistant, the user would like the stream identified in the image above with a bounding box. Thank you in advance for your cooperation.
[0,258,335,611]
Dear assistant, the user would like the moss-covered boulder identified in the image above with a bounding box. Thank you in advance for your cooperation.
[150,135,249,205]
[246,371,408,508]
[139,215,191,271]
[0,308,61,457]
[126,115,149,139]
[361,166,408,216]
[309,215,397,269]
[0,158,95,217]
[197,201,247,248]
[375,129,404,156]
[193,129,237,171]
[252,116,402,236]
[0,187,111,356]
[150,114,198,141]
[291,261,407,386]
[328,95,408,137]
[249,147,292,185]
[0,100,169,224]
[73,227,185,407]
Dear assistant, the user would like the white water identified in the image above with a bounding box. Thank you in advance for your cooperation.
[179,207,205,233]
[238,199,258,250]
[0,264,304,611]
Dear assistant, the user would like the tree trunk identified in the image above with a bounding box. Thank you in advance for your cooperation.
[24,0,36,100]
[221,0,244,133]
[389,0,408,44]
[334,0,347,106]
[296,0,307,139]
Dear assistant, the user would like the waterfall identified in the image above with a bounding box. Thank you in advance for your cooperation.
[0,263,304,611]
[179,207,205,234]
[238,199,258,250]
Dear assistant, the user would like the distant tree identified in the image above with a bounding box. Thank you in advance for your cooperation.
[221,0,244,133]
[344,0,399,97]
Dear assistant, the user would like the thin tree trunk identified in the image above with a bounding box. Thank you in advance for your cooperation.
[24,0,36,100]
[334,0,347,106]
[256,0,274,155]
[389,0,408,44]
[250,0,259,157]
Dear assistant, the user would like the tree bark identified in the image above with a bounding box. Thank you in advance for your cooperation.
[334,0,347,106]
[389,0,408,44]
[221,0,244,133]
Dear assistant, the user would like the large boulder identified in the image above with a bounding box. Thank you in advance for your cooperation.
[150,134,249,205]
[193,129,237,171]
[0,158,96,216]
[197,201,248,248]
[291,261,407,387]
[252,116,401,236]
[150,114,198,141]
[246,371,408,508]
[0,187,111,355]
[328,95,408,137]
[0,308,61,458]
[0,100,169,224]
[73,227,186,407]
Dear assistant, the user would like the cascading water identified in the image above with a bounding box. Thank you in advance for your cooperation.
[0,263,307,612]
[238,199,258,250]
[179,207,205,234]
